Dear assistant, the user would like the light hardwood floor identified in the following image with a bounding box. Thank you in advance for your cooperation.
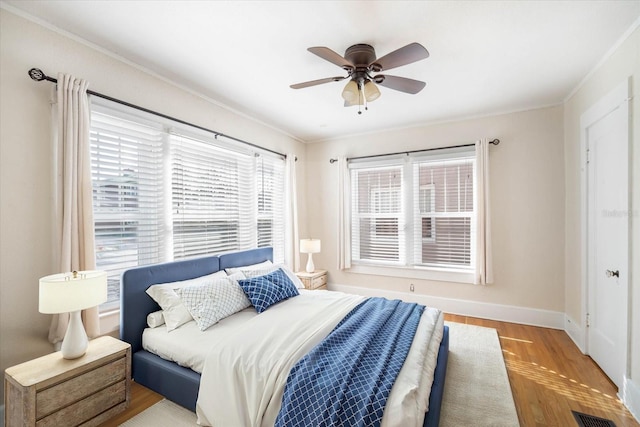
[446,314,638,427]
[99,314,639,427]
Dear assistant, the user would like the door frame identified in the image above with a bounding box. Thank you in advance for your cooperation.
[579,77,630,389]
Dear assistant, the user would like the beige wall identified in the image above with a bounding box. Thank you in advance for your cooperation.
[304,105,566,311]
[0,9,306,403]
[563,26,640,387]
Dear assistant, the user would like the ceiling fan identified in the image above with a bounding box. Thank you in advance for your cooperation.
[290,43,429,113]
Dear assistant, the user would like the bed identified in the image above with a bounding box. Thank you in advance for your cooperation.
[120,247,449,427]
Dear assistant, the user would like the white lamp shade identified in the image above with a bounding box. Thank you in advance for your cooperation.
[39,270,108,314]
[300,239,321,254]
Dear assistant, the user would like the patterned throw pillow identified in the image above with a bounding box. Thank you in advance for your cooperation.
[178,276,251,331]
[145,270,228,331]
[242,264,305,289]
[237,268,299,313]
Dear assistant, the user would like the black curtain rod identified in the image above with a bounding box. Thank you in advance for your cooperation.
[329,139,500,163]
[28,68,287,159]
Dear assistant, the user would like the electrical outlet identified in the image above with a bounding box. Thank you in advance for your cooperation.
[410,283,415,292]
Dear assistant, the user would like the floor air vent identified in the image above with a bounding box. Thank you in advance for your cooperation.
[572,410,616,427]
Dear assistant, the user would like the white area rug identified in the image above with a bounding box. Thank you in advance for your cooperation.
[120,399,197,426]
[122,322,519,426]
[441,322,519,427]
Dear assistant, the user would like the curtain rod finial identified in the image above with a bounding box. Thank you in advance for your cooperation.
[28,68,46,81]
[490,139,500,145]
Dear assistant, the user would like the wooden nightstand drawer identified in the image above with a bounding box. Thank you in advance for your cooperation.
[37,357,126,419]
[37,380,126,427]
[310,274,327,289]
[4,336,131,427]
[296,270,328,290]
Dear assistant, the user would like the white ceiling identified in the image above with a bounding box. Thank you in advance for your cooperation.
[5,1,640,142]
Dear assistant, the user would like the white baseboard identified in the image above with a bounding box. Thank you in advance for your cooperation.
[329,284,565,329]
[564,314,586,353]
[623,376,640,423]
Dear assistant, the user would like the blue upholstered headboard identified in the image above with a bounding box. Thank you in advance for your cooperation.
[120,247,273,353]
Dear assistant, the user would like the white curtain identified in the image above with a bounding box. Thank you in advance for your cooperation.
[284,153,300,272]
[337,156,351,270]
[49,73,100,346]
[475,139,493,285]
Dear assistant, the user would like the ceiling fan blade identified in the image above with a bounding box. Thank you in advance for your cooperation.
[290,76,347,89]
[371,43,429,72]
[374,75,426,94]
[308,47,354,70]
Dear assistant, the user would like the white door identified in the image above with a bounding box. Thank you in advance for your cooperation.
[583,80,629,390]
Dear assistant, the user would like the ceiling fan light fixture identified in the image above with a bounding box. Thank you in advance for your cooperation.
[341,80,359,103]
[364,81,381,102]
[292,42,428,113]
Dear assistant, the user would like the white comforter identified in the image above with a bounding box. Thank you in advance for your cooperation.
[196,290,444,427]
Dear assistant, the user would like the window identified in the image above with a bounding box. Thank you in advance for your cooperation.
[349,147,476,280]
[90,102,286,310]
[91,108,166,309]
[171,133,253,258]
[413,157,474,269]
[256,155,285,262]
[351,166,403,263]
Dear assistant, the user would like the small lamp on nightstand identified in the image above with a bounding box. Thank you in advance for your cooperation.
[300,238,321,273]
[39,270,108,359]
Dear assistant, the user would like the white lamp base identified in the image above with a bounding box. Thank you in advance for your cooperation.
[61,310,89,359]
[305,253,315,273]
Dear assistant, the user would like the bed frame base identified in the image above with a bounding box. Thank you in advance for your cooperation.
[121,247,449,426]
[133,351,200,411]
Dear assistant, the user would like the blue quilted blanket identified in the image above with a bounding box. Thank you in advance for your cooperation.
[274,297,425,427]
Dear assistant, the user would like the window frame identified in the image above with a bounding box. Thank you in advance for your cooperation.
[347,147,477,284]
[350,162,405,267]
[418,183,436,244]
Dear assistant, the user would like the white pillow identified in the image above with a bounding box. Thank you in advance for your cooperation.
[146,270,227,331]
[177,273,250,331]
[225,260,273,275]
[242,263,305,289]
[147,310,165,328]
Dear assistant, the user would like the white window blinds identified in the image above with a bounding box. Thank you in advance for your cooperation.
[412,157,475,269]
[256,154,286,262]
[90,102,286,309]
[171,134,255,258]
[90,108,166,307]
[351,164,404,264]
[349,147,476,272]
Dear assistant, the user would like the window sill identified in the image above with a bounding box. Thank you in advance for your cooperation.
[99,308,120,336]
[346,264,475,284]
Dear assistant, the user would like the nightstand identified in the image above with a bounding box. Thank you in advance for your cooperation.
[4,335,131,427]
[296,270,328,290]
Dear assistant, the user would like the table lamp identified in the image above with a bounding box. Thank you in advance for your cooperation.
[39,270,108,359]
[300,238,321,273]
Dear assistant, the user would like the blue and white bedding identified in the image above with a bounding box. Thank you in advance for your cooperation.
[275,298,424,427]
[193,290,444,427]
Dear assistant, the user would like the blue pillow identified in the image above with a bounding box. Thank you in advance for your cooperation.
[238,268,299,313]
[265,268,300,295]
